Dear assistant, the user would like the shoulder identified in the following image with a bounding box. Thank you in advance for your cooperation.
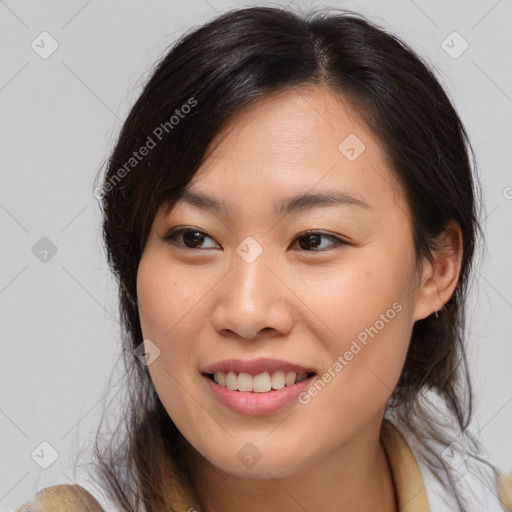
[387,416,512,511]
[14,483,106,512]
[497,471,512,512]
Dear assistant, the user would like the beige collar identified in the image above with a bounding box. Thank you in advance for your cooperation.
[380,419,430,511]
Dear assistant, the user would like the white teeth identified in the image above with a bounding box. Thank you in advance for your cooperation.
[237,372,253,392]
[252,372,272,393]
[285,371,296,386]
[225,371,237,391]
[211,370,312,392]
[271,370,286,389]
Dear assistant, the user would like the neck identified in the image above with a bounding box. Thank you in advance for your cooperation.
[180,417,397,512]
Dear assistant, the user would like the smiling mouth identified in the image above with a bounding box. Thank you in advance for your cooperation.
[204,370,316,393]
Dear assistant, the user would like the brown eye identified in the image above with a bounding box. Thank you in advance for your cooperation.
[292,231,347,251]
[162,228,219,249]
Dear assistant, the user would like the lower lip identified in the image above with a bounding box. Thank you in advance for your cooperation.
[202,374,316,416]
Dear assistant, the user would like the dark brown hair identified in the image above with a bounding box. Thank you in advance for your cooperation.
[91,5,484,511]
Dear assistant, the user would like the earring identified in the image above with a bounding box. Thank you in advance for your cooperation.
[435,310,439,318]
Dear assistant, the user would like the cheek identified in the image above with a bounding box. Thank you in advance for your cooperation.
[294,246,414,415]
[297,244,414,346]
[136,255,207,400]
[136,256,197,396]
[136,254,203,430]
[136,254,195,339]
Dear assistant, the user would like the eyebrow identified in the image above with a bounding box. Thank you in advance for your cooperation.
[178,188,371,216]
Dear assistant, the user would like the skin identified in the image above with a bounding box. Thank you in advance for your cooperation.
[136,85,462,512]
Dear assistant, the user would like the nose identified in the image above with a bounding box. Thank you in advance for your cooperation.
[211,249,294,340]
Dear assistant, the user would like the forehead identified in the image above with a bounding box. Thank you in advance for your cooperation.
[165,85,407,221]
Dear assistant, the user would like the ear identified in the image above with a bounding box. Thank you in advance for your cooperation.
[413,220,463,321]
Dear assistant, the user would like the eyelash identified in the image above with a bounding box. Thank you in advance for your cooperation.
[161,227,349,252]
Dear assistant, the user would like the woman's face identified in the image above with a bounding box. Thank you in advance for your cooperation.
[137,85,431,478]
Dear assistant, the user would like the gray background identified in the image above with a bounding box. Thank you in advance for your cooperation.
[1,0,511,509]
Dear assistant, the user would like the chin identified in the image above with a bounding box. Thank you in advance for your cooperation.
[203,445,311,480]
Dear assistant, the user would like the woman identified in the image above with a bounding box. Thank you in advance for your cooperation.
[16,5,512,512]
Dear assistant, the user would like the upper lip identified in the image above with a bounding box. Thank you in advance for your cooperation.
[202,358,316,376]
